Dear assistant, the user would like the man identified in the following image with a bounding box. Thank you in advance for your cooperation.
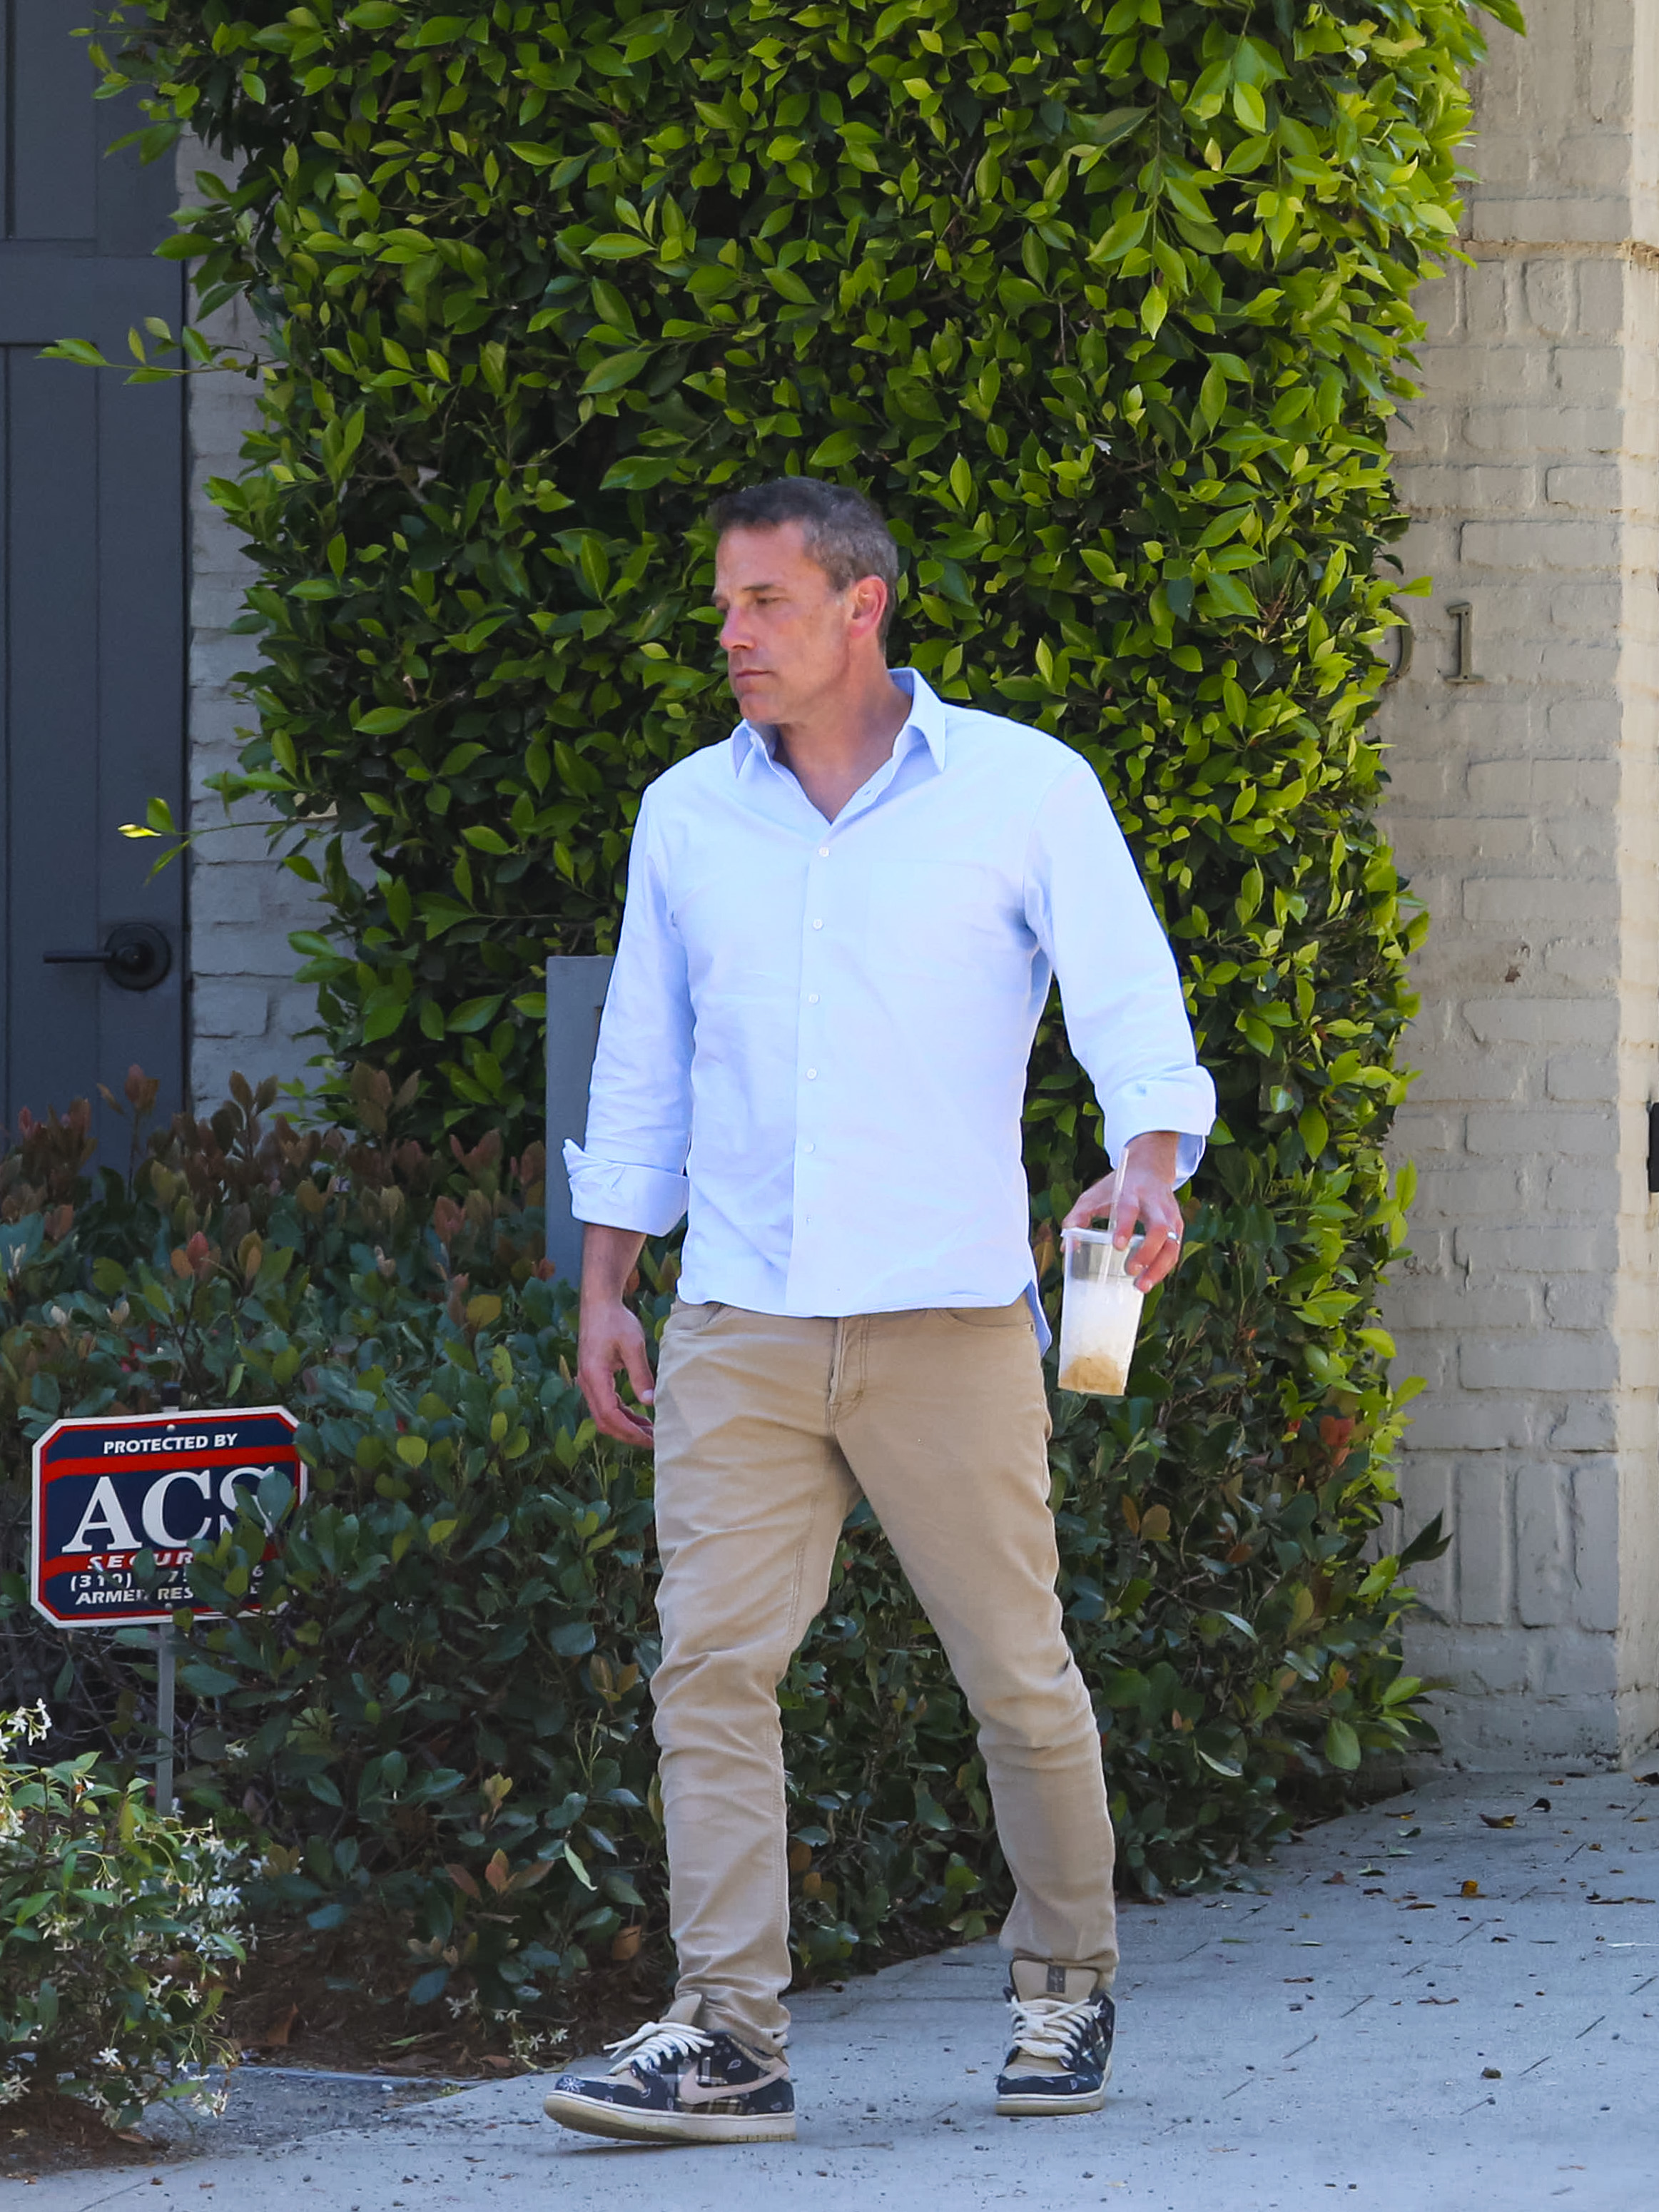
[543,477,1214,2146]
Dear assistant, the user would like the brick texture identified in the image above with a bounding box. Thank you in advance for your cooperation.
[178,138,338,1112]
[1376,0,1659,1764]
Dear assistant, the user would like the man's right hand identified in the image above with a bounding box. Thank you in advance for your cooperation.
[574,1224,656,1447]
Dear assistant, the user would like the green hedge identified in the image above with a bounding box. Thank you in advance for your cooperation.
[88,0,1516,1153]
[76,0,1516,1655]
[36,0,1524,1980]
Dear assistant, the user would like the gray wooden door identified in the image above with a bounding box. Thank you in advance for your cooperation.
[0,0,185,1151]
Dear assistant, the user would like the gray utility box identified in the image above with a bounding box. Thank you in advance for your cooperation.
[544,954,615,1287]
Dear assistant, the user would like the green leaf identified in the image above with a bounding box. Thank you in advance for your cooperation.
[601,453,681,490]
[41,338,111,368]
[1070,106,1147,149]
[1324,1720,1361,1772]
[579,347,655,395]
[808,430,863,468]
[408,14,469,46]
[765,264,816,305]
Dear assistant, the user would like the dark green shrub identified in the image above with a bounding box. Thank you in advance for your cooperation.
[2,1083,1442,2026]
[0,1073,548,1736]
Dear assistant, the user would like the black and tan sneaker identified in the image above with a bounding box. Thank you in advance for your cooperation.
[995,1959,1115,2116]
[542,1998,795,2144]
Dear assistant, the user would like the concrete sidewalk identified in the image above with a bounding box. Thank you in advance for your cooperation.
[26,1769,1659,2212]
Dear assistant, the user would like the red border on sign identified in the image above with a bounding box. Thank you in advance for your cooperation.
[31,1404,304,1628]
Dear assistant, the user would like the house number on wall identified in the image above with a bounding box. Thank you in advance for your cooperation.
[1380,600,1414,688]
[1445,599,1483,684]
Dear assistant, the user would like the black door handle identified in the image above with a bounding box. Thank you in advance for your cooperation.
[44,922,172,992]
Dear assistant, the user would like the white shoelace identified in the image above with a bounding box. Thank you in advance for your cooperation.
[1007,1994,1097,2066]
[604,2018,715,2077]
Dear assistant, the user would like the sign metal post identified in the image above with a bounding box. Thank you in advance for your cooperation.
[155,1620,176,1815]
[156,1384,180,1815]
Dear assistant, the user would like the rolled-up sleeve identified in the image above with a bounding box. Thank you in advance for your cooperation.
[1024,762,1215,1182]
[562,793,694,1234]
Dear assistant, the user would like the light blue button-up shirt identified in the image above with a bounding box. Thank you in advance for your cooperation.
[564,668,1215,1320]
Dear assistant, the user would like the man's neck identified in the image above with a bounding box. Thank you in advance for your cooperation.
[770,666,913,822]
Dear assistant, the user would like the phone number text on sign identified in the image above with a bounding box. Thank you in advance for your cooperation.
[31,1406,304,1626]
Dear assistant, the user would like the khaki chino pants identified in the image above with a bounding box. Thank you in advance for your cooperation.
[649,1297,1118,2051]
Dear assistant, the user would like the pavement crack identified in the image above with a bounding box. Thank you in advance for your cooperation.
[65,2185,155,2212]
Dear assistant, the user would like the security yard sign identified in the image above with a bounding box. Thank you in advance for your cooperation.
[31,1405,303,1627]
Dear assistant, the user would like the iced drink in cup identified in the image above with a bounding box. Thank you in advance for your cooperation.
[1057,1225,1145,1396]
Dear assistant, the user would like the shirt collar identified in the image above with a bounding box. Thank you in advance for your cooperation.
[729,666,950,776]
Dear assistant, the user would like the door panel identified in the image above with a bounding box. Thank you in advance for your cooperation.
[0,1,185,1150]
[9,1,101,240]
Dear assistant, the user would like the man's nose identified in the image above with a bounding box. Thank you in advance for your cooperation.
[719,607,752,651]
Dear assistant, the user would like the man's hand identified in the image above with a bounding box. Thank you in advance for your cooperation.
[576,1224,656,1447]
[1063,1130,1187,1291]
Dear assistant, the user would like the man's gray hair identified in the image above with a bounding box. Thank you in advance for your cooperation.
[708,477,900,642]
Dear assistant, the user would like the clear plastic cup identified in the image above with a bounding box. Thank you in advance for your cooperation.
[1057,1226,1144,1396]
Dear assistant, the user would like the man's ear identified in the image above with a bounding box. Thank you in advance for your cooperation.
[846,574,888,643]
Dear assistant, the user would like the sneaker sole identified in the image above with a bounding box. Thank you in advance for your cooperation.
[995,2057,1112,2118]
[542,2089,796,2145]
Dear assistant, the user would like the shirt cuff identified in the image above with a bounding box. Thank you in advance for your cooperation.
[1103,1077,1216,1186]
[562,1141,689,1235]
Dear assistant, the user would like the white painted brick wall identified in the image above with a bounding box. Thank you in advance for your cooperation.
[178,138,333,1113]
[1377,0,1659,1765]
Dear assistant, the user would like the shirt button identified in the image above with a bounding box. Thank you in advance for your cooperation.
[807,993,819,1005]
[811,918,823,929]
[818,846,830,858]
[806,1068,817,1080]
[803,1141,815,1154]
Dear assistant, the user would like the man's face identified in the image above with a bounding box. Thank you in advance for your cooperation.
[713,521,881,725]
